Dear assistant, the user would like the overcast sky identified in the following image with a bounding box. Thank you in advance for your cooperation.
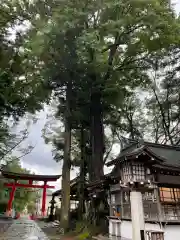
[14,109,79,191]
[172,1,180,13]
[12,2,180,191]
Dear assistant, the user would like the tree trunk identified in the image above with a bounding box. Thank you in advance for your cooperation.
[78,127,86,219]
[60,80,72,232]
[89,90,107,226]
[90,91,104,181]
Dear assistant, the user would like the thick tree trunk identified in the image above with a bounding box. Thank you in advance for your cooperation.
[89,90,107,226]
[90,91,104,181]
[60,81,72,232]
[78,127,86,219]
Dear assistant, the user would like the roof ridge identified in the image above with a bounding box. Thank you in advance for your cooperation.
[121,140,138,152]
[144,141,180,150]
[143,147,165,162]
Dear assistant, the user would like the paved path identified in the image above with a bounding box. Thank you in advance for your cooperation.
[0,219,13,235]
[1,217,49,240]
[93,234,131,240]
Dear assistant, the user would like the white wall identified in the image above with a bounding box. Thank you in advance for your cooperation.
[164,225,180,240]
[120,221,161,239]
[110,220,180,240]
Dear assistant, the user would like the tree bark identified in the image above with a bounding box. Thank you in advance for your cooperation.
[60,80,72,232]
[78,127,86,219]
[90,91,104,181]
[89,89,107,226]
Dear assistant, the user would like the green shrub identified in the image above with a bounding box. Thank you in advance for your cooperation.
[0,201,7,213]
[77,231,90,240]
[74,221,87,233]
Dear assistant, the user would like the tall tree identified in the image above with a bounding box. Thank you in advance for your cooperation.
[24,0,180,229]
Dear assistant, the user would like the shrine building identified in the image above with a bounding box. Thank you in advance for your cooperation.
[88,140,180,240]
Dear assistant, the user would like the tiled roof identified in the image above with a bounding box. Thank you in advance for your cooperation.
[106,141,180,169]
[152,163,180,172]
[52,176,83,196]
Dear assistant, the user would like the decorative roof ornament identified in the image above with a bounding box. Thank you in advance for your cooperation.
[119,136,138,151]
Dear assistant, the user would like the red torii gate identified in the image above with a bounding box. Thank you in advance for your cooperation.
[1,171,61,216]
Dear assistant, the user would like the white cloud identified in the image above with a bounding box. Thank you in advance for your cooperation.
[172,0,180,14]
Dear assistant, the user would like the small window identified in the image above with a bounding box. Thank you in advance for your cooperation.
[132,163,145,180]
[122,162,132,181]
[111,194,115,204]
[159,187,180,203]
[123,191,130,202]
[162,205,180,220]
[151,232,164,240]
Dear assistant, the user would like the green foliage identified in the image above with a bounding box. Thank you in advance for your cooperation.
[0,201,8,213]
[33,0,180,167]
[27,202,36,213]
[1,0,180,228]
[76,231,90,240]
[73,221,91,240]
[0,0,52,126]
[73,220,105,239]
[27,0,180,111]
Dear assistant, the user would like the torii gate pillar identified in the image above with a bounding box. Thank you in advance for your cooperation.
[41,181,47,217]
[2,171,61,217]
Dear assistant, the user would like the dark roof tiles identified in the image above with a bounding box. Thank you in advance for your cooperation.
[106,141,180,169]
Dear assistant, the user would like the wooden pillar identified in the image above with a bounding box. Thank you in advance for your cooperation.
[156,188,164,226]
[120,190,124,218]
[41,181,47,216]
[29,180,33,185]
[7,181,17,213]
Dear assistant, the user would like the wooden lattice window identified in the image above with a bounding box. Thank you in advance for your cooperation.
[123,203,131,219]
[151,232,164,240]
[160,187,180,203]
[132,163,145,180]
[123,191,130,202]
[122,162,132,181]
[162,205,180,220]
[147,231,164,240]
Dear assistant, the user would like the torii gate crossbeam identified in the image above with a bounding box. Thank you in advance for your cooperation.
[1,171,61,216]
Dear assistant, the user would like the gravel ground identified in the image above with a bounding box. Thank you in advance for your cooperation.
[2,217,49,240]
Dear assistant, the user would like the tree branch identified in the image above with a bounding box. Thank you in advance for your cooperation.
[103,128,116,164]
[17,144,36,159]
[0,132,29,161]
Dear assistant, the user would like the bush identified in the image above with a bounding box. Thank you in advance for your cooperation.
[77,231,90,240]
[72,220,105,240]
[0,201,8,213]
[74,221,86,233]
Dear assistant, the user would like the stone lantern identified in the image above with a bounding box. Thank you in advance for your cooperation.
[49,196,56,221]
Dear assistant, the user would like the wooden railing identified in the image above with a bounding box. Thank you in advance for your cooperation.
[110,201,180,222]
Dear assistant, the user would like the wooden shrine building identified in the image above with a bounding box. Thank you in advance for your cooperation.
[88,140,180,240]
[49,177,89,221]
